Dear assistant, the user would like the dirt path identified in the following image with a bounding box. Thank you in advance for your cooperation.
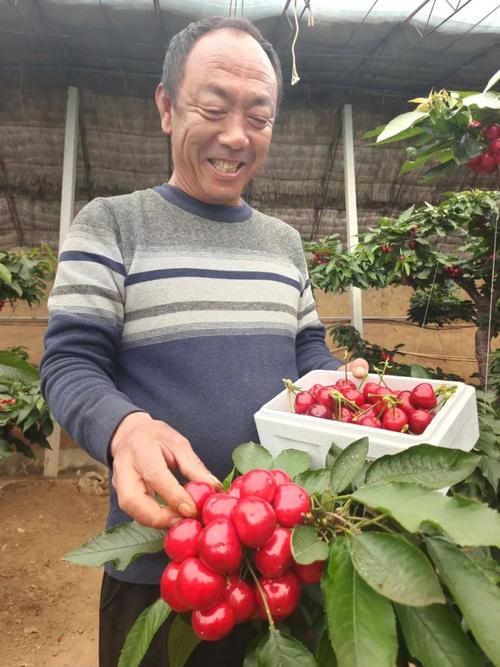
[0,477,108,667]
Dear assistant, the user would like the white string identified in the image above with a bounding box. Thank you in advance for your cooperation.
[484,207,499,401]
[416,261,440,353]
[290,0,301,85]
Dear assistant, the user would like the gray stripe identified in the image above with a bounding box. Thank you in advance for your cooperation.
[121,323,295,350]
[52,284,122,303]
[125,300,297,323]
[50,306,123,324]
[297,302,317,320]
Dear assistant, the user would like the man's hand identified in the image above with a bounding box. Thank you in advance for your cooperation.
[110,412,221,529]
[338,357,369,379]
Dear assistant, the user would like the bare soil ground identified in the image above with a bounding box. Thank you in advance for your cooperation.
[0,476,108,667]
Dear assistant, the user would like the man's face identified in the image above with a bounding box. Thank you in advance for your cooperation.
[155,29,278,206]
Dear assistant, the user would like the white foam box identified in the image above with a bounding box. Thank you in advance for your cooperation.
[254,369,479,468]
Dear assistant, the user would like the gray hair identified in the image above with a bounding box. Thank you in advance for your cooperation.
[161,17,283,110]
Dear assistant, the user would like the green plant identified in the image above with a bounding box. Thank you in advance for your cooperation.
[307,189,500,384]
[65,439,500,667]
[0,247,55,307]
[0,350,53,459]
[363,69,500,181]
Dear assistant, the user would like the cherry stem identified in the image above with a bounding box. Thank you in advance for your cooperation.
[246,557,275,629]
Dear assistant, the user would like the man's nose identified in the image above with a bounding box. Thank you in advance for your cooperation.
[218,113,250,151]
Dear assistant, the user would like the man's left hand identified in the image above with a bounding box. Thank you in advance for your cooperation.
[338,357,369,379]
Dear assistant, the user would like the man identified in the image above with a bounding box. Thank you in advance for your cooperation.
[41,16,368,666]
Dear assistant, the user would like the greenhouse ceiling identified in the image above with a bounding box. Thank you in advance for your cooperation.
[1,0,499,98]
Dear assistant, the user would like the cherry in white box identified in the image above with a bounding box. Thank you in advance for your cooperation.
[254,369,479,468]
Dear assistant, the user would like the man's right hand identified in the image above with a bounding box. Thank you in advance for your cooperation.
[109,412,221,529]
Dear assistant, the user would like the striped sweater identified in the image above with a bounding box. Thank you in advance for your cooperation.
[40,184,341,583]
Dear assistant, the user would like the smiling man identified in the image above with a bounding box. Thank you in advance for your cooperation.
[40,17,367,666]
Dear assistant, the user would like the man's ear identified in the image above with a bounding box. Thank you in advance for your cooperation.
[155,83,173,136]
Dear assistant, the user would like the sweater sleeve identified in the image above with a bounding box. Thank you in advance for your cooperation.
[40,199,142,465]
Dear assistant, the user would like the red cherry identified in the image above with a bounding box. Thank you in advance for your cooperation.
[381,244,391,254]
[315,386,334,409]
[468,119,481,129]
[192,602,235,641]
[294,391,316,414]
[408,239,417,250]
[224,576,256,623]
[306,403,333,419]
[382,406,408,432]
[480,150,497,172]
[198,518,243,574]
[294,560,324,584]
[333,405,353,423]
[409,409,433,435]
[358,416,381,429]
[254,526,292,578]
[339,388,364,407]
[308,383,323,399]
[176,557,226,610]
[273,483,311,528]
[410,383,437,410]
[160,562,190,612]
[465,155,483,173]
[231,496,277,548]
[255,571,301,621]
[489,138,500,155]
[335,378,356,392]
[483,122,500,141]
[185,481,214,517]
[397,390,415,417]
[227,476,244,498]
[363,382,382,404]
[164,518,202,561]
[240,469,276,503]
[202,493,238,525]
[270,469,292,486]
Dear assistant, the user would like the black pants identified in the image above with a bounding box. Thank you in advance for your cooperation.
[99,572,255,667]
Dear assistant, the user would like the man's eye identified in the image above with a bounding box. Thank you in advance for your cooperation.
[203,108,225,118]
[249,117,270,128]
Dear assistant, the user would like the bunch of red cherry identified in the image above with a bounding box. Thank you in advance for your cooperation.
[466,121,500,174]
[289,377,449,435]
[160,471,321,641]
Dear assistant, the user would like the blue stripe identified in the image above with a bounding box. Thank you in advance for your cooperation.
[125,268,301,290]
[59,251,126,276]
[301,278,311,296]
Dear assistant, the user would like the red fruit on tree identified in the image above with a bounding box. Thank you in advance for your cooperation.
[176,557,226,610]
[224,576,256,623]
[240,469,276,503]
[480,150,497,173]
[192,602,235,641]
[294,391,316,414]
[410,383,437,410]
[202,493,239,524]
[306,403,333,419]
[381,244,391,254]
[483,122,500,141]
[382,406,409,432]
[294,560,324,584]
[273,483,311,528]
[489,138,500,155]
[465,155,483,173]
[409,409,433,435]
[468,119,482,129]
[254,526,292,578]
[164,518,202,561]
[255,571,301,621]
[231,496,277,548]
[270,469,292,487]
[408,239,417,250]
[185,481,214,517]
[160,562,190,612]
[198,518,243,574]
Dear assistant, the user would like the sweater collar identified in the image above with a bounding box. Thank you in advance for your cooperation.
[154,184,252,223]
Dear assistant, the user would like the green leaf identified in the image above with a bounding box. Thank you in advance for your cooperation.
[352,483,500,547]
[0,438,13,459]
[222,466,236,490]
[0,351,39,382]
[294,469,330,495]
[118,598,170,667]
[365,445,481,489]
[420,162,453,183]
[232,441,273,474]
[348,532,445,606]
[316,627,337,667]
[377,110,429,143]
[426,536,500,666]
[483,68,500,93]
[330,437,369,494]
[272,449,310,477]
[410,364,432,378]
[63,521,165,570]
[291,525,329,565]
[0,262,12,285]
[463,91,500,109]
[255,628,318,666]
[396,603,483,667]
[322,538,397,667]
[325,442,343,468]
[371,125,426,146]
[168,614,201,667]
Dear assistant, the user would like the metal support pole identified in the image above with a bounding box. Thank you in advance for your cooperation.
[342,104,363,336]
[44,86,79,478]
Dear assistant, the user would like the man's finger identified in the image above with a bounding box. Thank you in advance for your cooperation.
[348,357,369,378]
[174,446,222,489]
[140,457,199,518]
